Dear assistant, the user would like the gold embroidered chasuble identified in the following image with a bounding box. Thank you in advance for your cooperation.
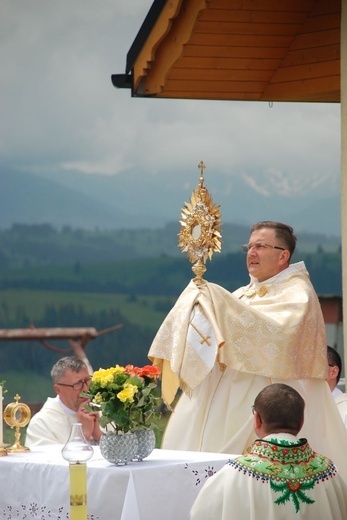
[148,262,327,406]
[150,263,347,481]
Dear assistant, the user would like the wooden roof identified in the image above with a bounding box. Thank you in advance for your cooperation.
[112,0,341,103]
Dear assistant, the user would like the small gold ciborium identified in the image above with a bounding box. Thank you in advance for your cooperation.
[178,161,222,284]
[3,394,31,453]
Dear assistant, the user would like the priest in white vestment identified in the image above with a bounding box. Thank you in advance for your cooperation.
[26,356,101,447]
[190,384,347,520]
[148,221,347,481]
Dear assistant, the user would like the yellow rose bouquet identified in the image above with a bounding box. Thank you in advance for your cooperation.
[84,364,161,433]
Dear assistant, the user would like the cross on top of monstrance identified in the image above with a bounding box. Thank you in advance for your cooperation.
[178,161,222,284]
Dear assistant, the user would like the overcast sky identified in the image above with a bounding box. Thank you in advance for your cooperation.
[0,0,341,198]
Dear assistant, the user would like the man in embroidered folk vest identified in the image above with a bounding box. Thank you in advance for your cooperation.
[190,384,347,520]
[149,221,347,481]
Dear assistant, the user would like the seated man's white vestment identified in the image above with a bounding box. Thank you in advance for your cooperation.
[26,396,78,447]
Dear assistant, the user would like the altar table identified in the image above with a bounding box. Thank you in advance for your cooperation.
[0,446,233,519]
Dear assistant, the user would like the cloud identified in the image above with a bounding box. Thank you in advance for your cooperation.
[0,0,341,200]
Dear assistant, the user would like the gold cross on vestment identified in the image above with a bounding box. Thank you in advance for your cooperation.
[189,321,211,346]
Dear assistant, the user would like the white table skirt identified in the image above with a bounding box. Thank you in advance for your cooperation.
[0,445,234,520]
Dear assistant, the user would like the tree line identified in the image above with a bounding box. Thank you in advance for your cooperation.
[0,250,342,297]
[0,222,341,269]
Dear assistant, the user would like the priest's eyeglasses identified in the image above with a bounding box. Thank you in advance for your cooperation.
[56,377,92,391]
[241,242,285,253]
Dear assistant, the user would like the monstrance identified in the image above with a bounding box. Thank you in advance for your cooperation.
[3,394,31,452]
[178,161,222,284]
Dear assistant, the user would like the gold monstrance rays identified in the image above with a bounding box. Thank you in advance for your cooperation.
[178,161,222,284]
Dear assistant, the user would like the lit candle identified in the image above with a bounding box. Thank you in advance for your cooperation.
[69,462,87,520]
[0,385,3,448]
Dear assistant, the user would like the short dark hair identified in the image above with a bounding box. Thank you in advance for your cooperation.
[250,221,297,258]
[51,356,87,383]
[254,383,304,433]
[327,346,342,384]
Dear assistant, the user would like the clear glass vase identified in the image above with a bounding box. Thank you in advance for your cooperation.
[133,429,156,461]
[99,431,138,465]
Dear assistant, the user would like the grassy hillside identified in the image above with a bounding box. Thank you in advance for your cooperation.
[1,289,176,330]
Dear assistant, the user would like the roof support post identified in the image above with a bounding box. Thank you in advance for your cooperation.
[341,0,347,390]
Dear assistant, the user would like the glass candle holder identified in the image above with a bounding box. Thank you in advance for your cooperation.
[62,423,94,520]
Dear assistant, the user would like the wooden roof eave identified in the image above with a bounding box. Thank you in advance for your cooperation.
[132,0,209,96]
[111,0,169,95]
[112,0,341,103]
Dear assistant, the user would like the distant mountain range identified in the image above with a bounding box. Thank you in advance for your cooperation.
[0,166,341,237]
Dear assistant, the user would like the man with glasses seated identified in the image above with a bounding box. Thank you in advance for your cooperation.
[149,221,347,481]
[26,356,102,447]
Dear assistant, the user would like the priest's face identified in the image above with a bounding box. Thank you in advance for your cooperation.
[246,228,289,282]
[54,367,91,411]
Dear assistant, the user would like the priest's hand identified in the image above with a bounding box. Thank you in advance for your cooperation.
[77,401,101,442]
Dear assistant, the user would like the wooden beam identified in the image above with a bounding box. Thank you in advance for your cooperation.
[0,328,99,341]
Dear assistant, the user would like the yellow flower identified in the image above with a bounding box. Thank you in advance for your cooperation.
[100,374,113,386]
[92,365,125,387]
[112,364,126,374]
[117,384,138,403]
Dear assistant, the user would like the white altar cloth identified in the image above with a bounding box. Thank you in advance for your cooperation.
[0,445,232,520]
